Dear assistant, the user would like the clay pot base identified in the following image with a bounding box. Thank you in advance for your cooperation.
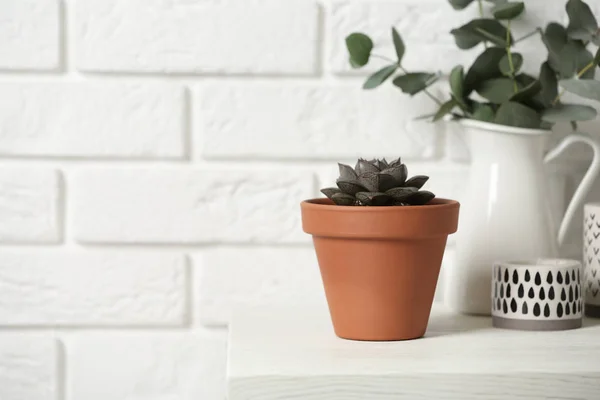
[301,198,460,341]
[492,316,582,331]
[585,303,600,318]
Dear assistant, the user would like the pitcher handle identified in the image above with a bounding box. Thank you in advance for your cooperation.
[544,133,600,246]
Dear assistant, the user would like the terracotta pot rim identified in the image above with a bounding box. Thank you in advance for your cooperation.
[301,198,460,238]
[301,197,459,211]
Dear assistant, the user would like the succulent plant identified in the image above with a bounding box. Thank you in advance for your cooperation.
[321,158,435,206]
[345,0,600,131]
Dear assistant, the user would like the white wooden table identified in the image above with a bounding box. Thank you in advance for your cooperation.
[227,305,600,400]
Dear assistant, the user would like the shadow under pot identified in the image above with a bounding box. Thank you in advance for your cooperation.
[491,259,582,331]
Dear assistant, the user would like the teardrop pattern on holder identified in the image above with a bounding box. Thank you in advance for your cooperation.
[491,266,582,319]
[518,284,524,298]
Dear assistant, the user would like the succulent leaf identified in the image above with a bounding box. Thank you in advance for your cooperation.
[404,175,429,189]
[336,180,367,195]
[356,192,391,206]
[405,191,436,205]
[331,192,357,206]
[355,158,380,175]
[338,163,358,180]
[358,172,381,192]
[386,186,418,200]
[388,157,402,168]
[320,187,341,199]
[378,173,398,192]
[323,158,435,206]
[382,165,408,185]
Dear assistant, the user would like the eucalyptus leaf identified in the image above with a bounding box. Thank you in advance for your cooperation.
[451,93,471,113]
[542,23,568,72]
[594,47,600,66]
[559,78,600,102]
[363,65,398,89]
[510,79,542,102]
[566,0,598,41]
[451,19,513,49]
[464,47,505,94]
[474,27,511,47]
[450,65,465,100]
[493,2,525,20]
[393,73,437,95]
[495,102,542,128]
[345,33,373,67]
[349,57,362,69]
[539,62,558,106]
[499,53,523,76]
[558,40,594,79]
[433,99,458,122]
[472,103,496,122]
[541,103,598,122]
[392,27,405,63]
[477,78,521,103]
[448,0,475,10]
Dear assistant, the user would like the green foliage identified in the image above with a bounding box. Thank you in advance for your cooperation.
[393,73,437,95]
[321,158,435,207]
[344,0,600,130]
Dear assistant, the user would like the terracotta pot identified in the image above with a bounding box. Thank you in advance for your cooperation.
[301,198,460,341]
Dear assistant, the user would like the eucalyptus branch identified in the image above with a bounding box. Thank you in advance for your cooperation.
[399,66,443,106]
[515,28,543,44]
[478,0,488,49]
[552,60,596,105]
[506,20,518,93]
[371,54,397,64]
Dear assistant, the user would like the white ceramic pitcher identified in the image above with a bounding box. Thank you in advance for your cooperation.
[445,119,600,315]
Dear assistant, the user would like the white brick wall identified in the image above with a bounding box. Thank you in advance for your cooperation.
[0,0,598,399]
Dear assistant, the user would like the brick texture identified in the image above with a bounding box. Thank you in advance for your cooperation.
[0,0,59,70]
[196,83,441,160]
[71,168,314,244]
[0,83,184,158]
[0,335,57,400]
[75,0,319,75]
[0,252,187,326]
[0,168,60,243]
[194,247,325,327]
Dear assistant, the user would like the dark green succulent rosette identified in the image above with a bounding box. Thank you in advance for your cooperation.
[321,158,435,206]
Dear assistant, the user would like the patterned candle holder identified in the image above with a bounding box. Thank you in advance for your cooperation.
[491,259,582,331]
[584,203,600,318]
